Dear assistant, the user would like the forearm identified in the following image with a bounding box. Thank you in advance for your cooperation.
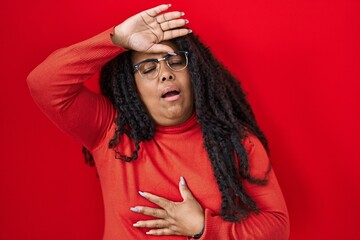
[201,208,289,240]
[27,27,122,110]
[27,28,123,149]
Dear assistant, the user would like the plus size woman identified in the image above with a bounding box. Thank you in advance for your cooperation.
[27,4,289,239]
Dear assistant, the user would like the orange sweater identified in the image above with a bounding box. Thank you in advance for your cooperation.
[27,28,289,240]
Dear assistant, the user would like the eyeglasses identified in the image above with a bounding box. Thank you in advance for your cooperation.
[133,51,189,80]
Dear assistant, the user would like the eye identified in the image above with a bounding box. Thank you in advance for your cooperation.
[168,55,185,67]
[169,61,184,66]
[140,62,157,75]
[142,66,156,74]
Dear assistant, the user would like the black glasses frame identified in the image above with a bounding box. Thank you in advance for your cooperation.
[133,51,189,79]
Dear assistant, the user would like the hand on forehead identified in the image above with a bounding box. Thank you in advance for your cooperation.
[132,41,179,63]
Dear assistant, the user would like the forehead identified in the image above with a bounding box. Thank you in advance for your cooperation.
[131,41,178,64]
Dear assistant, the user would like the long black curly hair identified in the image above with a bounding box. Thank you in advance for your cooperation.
[83,33,270,222]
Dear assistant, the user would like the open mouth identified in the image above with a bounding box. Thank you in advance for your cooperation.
[161,87,181,102]
[161,90,180,98]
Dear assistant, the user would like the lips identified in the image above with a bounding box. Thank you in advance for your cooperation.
[161,87,180,98]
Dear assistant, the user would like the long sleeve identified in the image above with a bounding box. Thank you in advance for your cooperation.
[27,28,124,150]
[199,135,290,240]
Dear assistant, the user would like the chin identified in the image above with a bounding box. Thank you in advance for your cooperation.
[155,109,192,126]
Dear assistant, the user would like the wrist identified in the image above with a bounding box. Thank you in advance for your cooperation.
[191,225,205,239]
[110,25,126,48]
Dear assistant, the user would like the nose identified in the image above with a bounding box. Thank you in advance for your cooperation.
[161,73,174,82]
[159,61,175,82]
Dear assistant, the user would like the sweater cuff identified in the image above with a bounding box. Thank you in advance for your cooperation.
[194,208,217,239]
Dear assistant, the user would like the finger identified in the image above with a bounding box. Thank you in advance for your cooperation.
[145,4,171,17]
[131,206,168,218]
[138,191,173,209]
[146,228,177,236]
[179,176,194,201]
[160,19,189,31]
[156,11,185,23]
[133,219,169,229]
[163,28,192,41]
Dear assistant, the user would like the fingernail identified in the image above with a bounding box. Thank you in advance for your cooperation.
[185,19,189,24]
[138,191,146,197]
[168,4,172,7]
[133,222,140,227]
[130,207,139,212]
[181,12,185,16]
[180,176,186,186]
[146,231,153,235]
[188,29,192,34]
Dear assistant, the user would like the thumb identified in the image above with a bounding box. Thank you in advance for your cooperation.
[179,176,194,201]
[147,43,174,53]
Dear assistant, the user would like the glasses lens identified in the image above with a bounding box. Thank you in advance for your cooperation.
[167,53,188,71]
[136,52,188,79]
[138,61,159,79]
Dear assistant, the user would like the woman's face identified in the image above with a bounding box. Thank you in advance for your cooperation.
[132,42,194,126]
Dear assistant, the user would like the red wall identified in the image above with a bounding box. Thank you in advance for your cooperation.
[1,0,359,239]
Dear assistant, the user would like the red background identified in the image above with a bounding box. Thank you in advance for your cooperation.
[1,0,359,239]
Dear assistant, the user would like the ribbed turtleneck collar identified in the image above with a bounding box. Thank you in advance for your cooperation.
[155,112,198,134]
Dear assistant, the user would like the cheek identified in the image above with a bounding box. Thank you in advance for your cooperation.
[135,78,147,97]
[134,79,157,105]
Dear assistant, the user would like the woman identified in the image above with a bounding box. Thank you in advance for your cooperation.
[27,4,289,239]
